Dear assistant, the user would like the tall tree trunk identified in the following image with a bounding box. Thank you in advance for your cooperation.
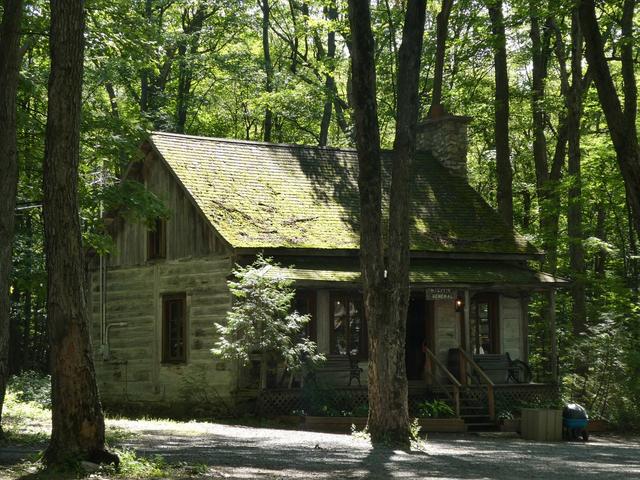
[383,0,426,446]
[175,5,206,134]
[567,10,587,335]
[579,0,640,237]
[319,5,338,147]
[0,0,23,437]
[348,0,426,447]
[621,0,639,297]
[43,0,116,467]
[530,6,558,268]
[261,0,273,142]
[430,0,454,113]
[488,0,513,227]
[594,201,607,277]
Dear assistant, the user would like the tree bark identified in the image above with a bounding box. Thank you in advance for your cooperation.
[43,0,116,467]
[579,0,640,237]
[348,0,426,447]
[567,10,587,335]
[319,5,338,147]
[430,0,454,112]
[261,0,274,142]
[594,201,607,277]
[530,7,559,268]
[176,5,207,134]
[0,0,23,437]
[488,0,513,227]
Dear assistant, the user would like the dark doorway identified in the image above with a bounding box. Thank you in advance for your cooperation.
[405,293,429,381]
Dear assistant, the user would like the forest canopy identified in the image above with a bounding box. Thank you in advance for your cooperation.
[5,0,640,429]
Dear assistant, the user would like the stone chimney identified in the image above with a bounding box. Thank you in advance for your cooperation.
[416,113,472,180]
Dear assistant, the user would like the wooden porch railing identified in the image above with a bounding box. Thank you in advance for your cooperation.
[457,348,496,421]
[424,347,461,417]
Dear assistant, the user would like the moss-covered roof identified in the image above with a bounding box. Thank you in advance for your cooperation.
[264,260,566,287]
[149,132,539,255]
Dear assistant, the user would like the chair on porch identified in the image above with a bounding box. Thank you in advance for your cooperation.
[286,354,363,387]
[447,348,532,385]
[471,352,532,384]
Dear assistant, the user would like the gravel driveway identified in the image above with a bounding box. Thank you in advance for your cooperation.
[110,419,640,479]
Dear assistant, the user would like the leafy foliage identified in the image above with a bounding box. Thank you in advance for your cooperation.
[4,0,640,430]
[212,256,323,374]
[7,371,51,408]
[416,400,455,419]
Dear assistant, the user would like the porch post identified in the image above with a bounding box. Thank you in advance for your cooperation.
[548,290,558,383]
[520,292,529,362]
[463,289,470,351]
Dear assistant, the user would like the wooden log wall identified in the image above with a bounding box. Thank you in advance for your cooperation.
[89,148,237,408]
[89,254,234,406]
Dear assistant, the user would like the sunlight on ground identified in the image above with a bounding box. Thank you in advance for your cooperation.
[2,393,640,480]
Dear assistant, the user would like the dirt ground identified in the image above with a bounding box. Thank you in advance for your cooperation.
[1,418,639,479]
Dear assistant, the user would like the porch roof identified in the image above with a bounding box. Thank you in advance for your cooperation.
[263,260,567,289]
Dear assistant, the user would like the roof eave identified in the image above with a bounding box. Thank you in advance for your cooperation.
[234,246,543,261]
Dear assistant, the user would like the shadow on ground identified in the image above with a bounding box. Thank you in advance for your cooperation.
[115,422,640,479]
[1,421,639,479]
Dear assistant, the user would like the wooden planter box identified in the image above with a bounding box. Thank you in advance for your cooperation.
[500,418,521,433]
[521,408,562,441]
[273,415,304,427]
[587,419,611,432]
[302,416,466,434]
[418,418,466,433]
[304,416,367,433]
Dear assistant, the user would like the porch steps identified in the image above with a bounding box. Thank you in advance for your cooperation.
[459,388,499,431]
[421,384,500,431]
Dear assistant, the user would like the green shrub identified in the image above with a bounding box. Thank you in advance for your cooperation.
[416,400,454,418]
[8,371,51,408]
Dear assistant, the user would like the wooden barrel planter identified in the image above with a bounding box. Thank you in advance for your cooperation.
[499,418,521,433]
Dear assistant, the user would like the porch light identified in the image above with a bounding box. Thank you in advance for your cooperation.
[455,297,464,312]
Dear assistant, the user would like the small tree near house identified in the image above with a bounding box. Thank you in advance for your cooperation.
[212,257,323,389]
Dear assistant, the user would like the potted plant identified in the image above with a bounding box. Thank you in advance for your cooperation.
[497,409,520,432]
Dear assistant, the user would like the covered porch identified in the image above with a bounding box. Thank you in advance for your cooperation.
[254,258,566,427]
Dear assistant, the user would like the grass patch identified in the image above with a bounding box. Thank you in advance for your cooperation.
[0,449,211,479]
[1,390,51,447]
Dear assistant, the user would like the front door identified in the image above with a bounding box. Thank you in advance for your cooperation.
[405,293,432,380]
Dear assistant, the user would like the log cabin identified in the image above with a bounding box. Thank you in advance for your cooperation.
[89,114,566,427]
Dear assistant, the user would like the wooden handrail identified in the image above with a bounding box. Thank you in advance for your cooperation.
[425,348,461,387]
[424,347,461,417]
[457,348,496,421]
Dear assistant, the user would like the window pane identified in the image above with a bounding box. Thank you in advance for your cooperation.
[169,300,183,358]
[348,300,361,356]
[333,298,348,354]
[163,295,186,363]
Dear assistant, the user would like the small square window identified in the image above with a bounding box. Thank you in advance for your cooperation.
[148,218,166,260]
[162,293,187,363]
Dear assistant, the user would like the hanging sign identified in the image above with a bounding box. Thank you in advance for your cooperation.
[425,288,455,301]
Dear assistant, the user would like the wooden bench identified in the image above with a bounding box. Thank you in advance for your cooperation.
[313,354,363,386]
[473,354,511,384]
[472,353,532,384]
